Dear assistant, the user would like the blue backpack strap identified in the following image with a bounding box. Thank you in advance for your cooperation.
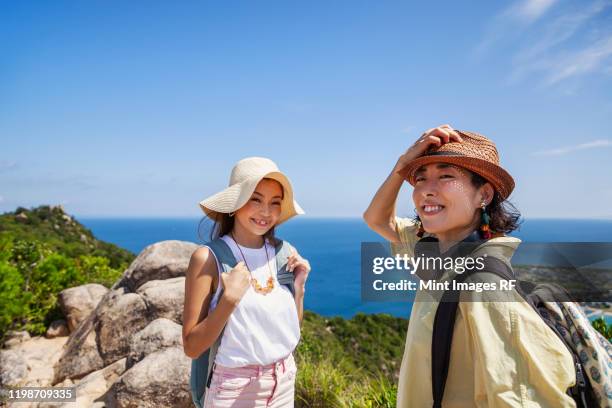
[189,238,237,408]
[274,239,296,297]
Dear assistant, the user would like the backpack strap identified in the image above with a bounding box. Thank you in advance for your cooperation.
[189,237,296,408]
[431,256,513,408]
[190,238,238,408]
[274,239,296,297]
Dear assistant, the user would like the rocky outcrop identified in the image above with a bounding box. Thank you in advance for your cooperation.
[136,277,186,324]
[116,240,196,292]
[1,335,67,390]
[107,347,192,407]
[126,318,183,368]
[59,284,109,332]
[1,240,198,407]
[39,240,199,407]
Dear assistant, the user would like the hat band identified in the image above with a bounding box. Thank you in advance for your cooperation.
[424,151,465,157]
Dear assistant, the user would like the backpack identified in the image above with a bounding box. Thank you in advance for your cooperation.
[189,237,296,408]
[421,235,612,408]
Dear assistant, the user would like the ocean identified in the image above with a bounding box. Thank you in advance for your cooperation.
[77,217,612,319]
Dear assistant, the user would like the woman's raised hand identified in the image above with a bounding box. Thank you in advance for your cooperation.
[221,261,251,305]
[393,124,463,173]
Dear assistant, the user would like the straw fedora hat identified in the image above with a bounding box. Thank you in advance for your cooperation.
[397,129,515,200]
[199,157,304,224]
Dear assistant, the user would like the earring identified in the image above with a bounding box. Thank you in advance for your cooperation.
[228,212,235,217]
[479,201,491,239]
[415,214,425,238]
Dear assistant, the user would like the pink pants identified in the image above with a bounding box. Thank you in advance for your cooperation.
[203,353,297,408]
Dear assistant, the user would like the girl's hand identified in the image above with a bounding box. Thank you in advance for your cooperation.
[221,261,251,305]
[287,248,310,292]
[393,124,463,173]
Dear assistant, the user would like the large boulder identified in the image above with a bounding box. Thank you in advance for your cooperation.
[117,240,198,291]
[96,292,150,365]
[127,318,183,368]
[106,347,192,408]
[136,277,185,324]
[53,289,123,383]
[59,283,109,332]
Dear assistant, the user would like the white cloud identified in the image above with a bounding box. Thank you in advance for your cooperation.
[476,0,612,86]
[507,0,558,23]
[532,139,612,156]
[514,1,608,63]
[474,0,559,57]
[543,35,612,85]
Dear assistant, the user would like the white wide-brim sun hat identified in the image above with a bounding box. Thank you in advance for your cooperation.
[199,157,305,225]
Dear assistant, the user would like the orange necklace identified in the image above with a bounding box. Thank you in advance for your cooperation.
[230,233,275,295]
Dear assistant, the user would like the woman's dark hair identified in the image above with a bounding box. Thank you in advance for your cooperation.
[470,171,521,234]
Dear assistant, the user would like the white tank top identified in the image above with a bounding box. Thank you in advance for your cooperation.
[206,235,300,367]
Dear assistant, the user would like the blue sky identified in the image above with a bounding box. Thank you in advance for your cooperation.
[1,0,612,218]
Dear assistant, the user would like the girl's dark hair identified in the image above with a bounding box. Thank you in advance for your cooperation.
[197,177,282,245]
[470,171,521,234]
[197,213,277,245]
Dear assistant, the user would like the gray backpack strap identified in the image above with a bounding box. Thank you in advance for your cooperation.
[189,238,237,408]
[274,239,296,297]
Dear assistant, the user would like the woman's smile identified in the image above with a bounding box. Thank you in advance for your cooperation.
[421,204,445,216]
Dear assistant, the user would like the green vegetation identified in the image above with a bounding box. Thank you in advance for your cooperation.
[0,205,133,341]
[0,205,133,268]
[295,311,403,407]
[592,317,612,341]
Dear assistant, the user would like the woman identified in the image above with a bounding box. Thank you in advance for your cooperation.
[183,157,310,408]
[363,125,577,407]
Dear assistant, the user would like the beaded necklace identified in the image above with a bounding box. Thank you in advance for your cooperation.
[229,233,275,295]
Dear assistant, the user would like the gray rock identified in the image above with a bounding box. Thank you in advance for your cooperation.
[59,283,109,333]
[54,288,128,383]
[70,358,126,407]
[53,322,105,384]
[107,347,192,408]
[3,330,31,348]
[96,292,150,365]
[127,318,183,368]
[117,240,198,291]
[0,350,29,386]
[136,277,185,324]
[45,319,69,338]
[15,212,28,222]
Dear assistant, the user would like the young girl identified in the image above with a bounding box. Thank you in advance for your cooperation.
[183,157,310,408]
[364,125,578,407]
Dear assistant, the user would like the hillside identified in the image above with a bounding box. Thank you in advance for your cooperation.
[0,205,134,268]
